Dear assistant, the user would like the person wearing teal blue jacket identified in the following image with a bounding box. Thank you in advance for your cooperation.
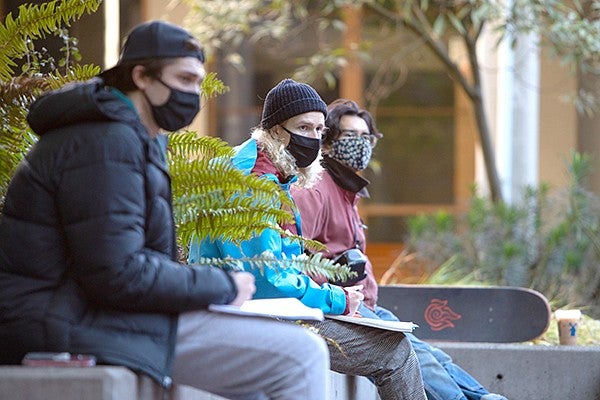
[189,78,426,400]
[190,137,348,315]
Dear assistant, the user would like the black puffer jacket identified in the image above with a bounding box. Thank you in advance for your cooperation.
[0,78,237,387]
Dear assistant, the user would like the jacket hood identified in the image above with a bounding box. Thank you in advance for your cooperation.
[233,138,297,186]
[232,138,258,174]
[27,77,139,137]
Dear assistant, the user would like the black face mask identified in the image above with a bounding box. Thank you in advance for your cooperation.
[281,126,321,168]
[147,79,200,131]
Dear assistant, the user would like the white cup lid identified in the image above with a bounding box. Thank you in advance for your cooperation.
[555,309,582,320]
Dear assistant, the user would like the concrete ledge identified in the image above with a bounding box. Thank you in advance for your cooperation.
[0,366,377,400]
[0,366,137,400]
[434,342,600,400]
[6,344,596,400]
[0,366,227,400]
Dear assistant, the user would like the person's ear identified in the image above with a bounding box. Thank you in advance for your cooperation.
[131,65,150,90]
[273,126,283,137]
[274,125,291,146]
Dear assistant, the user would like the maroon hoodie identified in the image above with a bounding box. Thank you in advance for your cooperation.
[291,156,378,309]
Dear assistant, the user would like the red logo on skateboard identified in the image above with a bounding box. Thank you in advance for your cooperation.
[424,299,461,331]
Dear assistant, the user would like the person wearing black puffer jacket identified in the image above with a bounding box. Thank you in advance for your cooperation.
[0,20,329,400]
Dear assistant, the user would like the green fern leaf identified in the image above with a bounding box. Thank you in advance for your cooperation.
[0,0,101,81]
[46,64,102,89]
[168,132,334,280]
[191,252,354,283]
[200,71,229,100]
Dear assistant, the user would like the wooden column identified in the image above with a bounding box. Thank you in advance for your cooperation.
[449,37,476,210]
[339,6,364,104]
[577,71,600,195]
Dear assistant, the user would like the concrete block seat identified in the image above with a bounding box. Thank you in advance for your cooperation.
[332,342,600,400]
[6,343,599,400]
[435,342,600,400]
[0,366,227,400]
[0,365,380,400]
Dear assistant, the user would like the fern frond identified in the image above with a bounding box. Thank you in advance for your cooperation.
[0,123,35,189]
[176,206,291,245]
[169,133,295,219]
[45,63,101,89]
[200,71,229,100]
[288,252,355,282]
[0,0,101,81]
[172,160,293,209]
[168,131,235,160]
[0,76,42,201]
[192,252,355,283]
[169,133,326,264]
[174,196,293,226]
[172,166,298,245]
[189,256,243,271]
[0,75,51,102]
[280,231,327,252]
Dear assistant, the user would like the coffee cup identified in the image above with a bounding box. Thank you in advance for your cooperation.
[555,309,581,345]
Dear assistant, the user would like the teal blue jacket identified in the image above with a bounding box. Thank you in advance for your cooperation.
[188,138,347,315]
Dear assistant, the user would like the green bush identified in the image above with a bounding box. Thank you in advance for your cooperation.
[0,0,102,207]
[405,151,600,318]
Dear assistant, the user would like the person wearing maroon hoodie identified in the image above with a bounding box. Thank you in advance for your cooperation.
[292,98,508,400]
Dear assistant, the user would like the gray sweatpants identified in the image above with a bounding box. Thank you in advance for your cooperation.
[312,319,427,400]
[173,311,330,400]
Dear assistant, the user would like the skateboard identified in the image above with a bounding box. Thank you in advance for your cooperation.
[376,284,551,343]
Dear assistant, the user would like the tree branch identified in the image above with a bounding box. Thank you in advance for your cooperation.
[365,1,478,100]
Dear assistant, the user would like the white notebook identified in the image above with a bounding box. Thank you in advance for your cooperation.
[209,298,324,321]
[326,314,418,332]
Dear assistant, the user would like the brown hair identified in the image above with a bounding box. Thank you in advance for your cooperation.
[250,127,323,188]
[101,58,176,93]
[323,99,382,148]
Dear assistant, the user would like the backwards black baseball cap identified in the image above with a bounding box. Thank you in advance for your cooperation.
[101,20,204,78]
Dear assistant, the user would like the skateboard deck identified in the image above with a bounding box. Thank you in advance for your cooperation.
[376,284,551,343]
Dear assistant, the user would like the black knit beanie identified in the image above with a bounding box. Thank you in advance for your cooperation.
[260,79,328,129]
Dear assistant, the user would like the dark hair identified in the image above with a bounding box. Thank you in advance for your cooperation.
[182,37,204,57]
[101,58,175,92]
[323,99,382,147]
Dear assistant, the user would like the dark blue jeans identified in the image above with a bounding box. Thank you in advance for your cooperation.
[358,303,490,400]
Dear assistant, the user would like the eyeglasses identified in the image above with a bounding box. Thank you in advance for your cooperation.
[339,129,378,147]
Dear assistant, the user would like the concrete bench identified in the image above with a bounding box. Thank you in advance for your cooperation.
[5,343,598,400]
[0,365,378,400]
[435,342,600,400]
[343,342,600,400]
[0,366,227,400]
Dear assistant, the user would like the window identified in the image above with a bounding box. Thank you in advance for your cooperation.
[364,70,455,242]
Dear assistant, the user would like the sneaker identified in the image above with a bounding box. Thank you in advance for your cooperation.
[481,395,508,400]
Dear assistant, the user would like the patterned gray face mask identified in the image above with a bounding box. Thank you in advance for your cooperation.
[331,135,373,171]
